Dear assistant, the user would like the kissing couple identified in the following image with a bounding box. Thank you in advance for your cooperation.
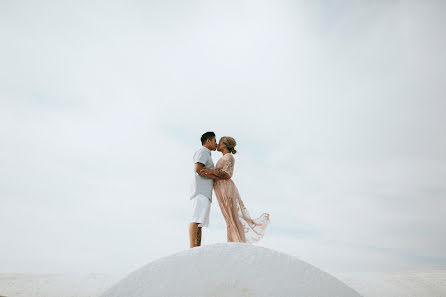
[188,131,270,248]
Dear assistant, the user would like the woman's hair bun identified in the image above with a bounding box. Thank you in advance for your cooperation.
[222,136,237,154]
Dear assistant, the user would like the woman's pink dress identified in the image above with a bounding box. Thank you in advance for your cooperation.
[214,153,270,243]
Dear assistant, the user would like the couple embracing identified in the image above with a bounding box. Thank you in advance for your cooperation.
[188,131,270,248]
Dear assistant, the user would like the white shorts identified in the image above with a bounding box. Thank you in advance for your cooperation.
[191,194,211,228]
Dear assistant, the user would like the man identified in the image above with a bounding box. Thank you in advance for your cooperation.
[189,131,217,248]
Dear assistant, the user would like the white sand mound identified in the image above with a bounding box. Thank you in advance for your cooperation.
[100,243,362,297]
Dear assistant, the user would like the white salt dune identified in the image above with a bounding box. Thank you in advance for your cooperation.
[101,242,362,297]
[2,271,446,297]
[1,244,446,297]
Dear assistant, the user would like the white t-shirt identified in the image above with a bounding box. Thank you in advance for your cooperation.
[189,147,215,201]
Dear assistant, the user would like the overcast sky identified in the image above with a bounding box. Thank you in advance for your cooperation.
[1,0,445,276]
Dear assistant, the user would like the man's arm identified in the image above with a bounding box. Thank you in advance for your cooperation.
[200,168,230,180]
[195,163,208,177]
[195,164,227,180]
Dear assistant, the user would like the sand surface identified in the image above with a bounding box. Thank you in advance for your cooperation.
[1,270,446,296]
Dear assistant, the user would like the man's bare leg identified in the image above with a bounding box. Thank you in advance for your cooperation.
[196,227,202,246]
[189,222,200,248]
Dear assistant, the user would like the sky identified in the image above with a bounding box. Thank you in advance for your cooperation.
[1,0,445,276]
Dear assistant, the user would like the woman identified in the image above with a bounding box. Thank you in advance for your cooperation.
[200,136,270,243]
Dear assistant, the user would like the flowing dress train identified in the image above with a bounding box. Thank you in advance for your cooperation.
[214,153,270,243]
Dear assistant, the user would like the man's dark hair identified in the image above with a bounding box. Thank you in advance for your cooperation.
[201,131,215,145]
